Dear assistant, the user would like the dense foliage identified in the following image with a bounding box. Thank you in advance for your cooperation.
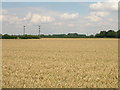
[95,30,118,38]
[1,30,120,39]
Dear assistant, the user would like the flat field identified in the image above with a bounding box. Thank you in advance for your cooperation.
[2,38,118,88]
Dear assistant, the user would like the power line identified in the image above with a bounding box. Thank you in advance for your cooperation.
[23,25,26,35]
[23,25,41,37]
[38,25,40,39]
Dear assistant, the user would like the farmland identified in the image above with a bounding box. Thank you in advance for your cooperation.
[2,38,118,88]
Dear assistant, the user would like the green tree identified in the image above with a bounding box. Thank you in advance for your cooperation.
[117,30,120,38]
[2,34,11,39]
[106,30,117,38]
[99,31,107,38]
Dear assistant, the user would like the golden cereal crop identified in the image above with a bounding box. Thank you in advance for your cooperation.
[2,38,118,88]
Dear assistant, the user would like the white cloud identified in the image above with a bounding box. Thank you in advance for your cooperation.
[107,18,113,22]
[0,9,8,15]
[94,11,109,17]
[30,14,55,23]
[61,13,79,19]
[90,11,109,17]
[87,1,118,27]
[1,14,21,24]
[86,15,102,22]
[0,9,22,23]
[54,22,64,26]
[90,2,103,10]
[67,24,76,27]
[0,15,3,21]
[10,16,21,23]
[85,23,93,26]
[107,0,119,2]
[1,11,55,25]
[54,22,76,27]
[90,2,118,11]
[85,11,109,22]
[23,12,32,21]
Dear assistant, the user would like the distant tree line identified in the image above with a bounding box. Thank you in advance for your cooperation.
[95,30,120,38]
[1,30,120,39]
[40,33,87,38]
[1,34,40,39]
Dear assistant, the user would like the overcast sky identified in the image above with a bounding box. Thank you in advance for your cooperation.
[0,1,118,35]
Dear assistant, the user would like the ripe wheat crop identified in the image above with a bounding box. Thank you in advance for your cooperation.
[2,38,118,88]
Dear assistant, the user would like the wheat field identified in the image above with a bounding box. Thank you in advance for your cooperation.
[2,38,118,88]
